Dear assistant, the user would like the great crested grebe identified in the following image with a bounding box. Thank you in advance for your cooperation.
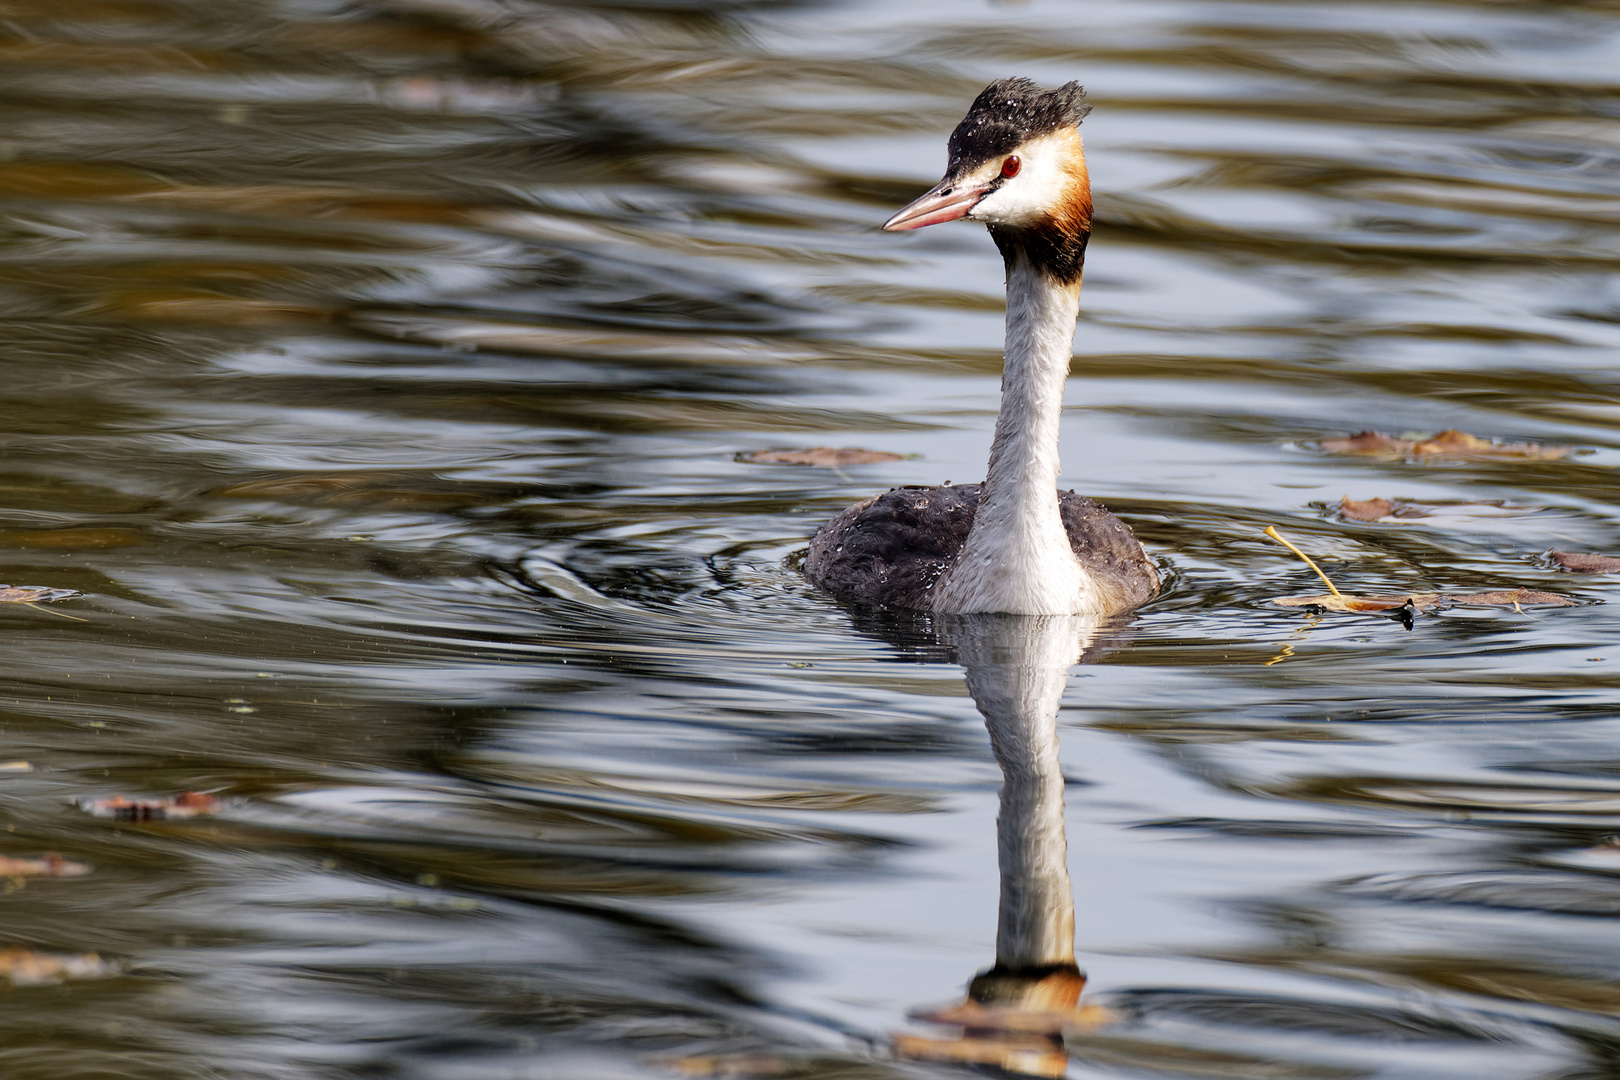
[805,78,1158,616]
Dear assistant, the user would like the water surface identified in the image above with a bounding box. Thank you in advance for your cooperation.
[3,0,1620,1077]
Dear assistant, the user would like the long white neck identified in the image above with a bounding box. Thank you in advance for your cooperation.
[934,252,1096,615]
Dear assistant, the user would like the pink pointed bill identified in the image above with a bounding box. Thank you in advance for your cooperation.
[882,179,989,231]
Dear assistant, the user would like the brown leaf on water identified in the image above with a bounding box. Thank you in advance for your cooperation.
[1274,589,1575,613]
[1317,429,1573,460]
[81,791,221,821]
[1338,496,1397,521]
[739,447,905,467]
[1274,593,1441,613]
[1319,431,1409,455]
[1410,430,1504,456]
[1549,550,1620,574]
[1447,589,1579,607]
[0,585,79,603]
[1265,526,1576,616]
[0,854,89,878]
[1337,496,1540,523]
[0,948,118,986]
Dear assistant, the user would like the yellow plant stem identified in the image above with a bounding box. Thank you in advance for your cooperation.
[1263,525,1344,599]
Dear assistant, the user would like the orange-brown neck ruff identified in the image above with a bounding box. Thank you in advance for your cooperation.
[989,129,1091,287]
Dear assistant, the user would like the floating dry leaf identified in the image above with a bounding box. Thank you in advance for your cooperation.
[1338,496,1397,521]
[0,948,118,986]
[739,447,904,467]
[81,791,222,821]
[1318,429,1572,460]
[1549,550,1620,574]
[1264,527,1574,616]
[1274,593,1435,613]
[0,854,89,878]
[1274,588,1576,613]
[0,584,80,603]
[1449,589,1579,607]
[1338,495,1539,523]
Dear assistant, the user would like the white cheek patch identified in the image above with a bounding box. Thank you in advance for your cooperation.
[966,132,1077,228]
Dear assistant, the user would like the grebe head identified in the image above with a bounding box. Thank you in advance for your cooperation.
[883,78,1093,283]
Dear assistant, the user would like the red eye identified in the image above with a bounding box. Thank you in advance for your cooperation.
[1000,156,1021,178]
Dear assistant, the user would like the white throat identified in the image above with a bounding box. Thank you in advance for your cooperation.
[933,252,1098,615]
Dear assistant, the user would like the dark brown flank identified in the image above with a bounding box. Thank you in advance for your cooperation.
[804,484,1155,613]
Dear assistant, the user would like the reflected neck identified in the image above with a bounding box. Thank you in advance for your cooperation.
[972,657,1074,970]
[954,614,1090,971]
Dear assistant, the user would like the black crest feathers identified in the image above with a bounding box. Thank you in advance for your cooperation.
[946,78,1090,174]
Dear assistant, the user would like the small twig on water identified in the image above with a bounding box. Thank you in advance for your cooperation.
[1263,525,1344,599]
[24,603,87,622]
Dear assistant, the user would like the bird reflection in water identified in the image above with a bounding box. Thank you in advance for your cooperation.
[893,614,1114,1077]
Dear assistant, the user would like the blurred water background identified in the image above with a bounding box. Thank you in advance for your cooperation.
[4,0,1620,1077]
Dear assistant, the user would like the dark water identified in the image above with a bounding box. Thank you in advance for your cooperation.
[4,0,1620,1077]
